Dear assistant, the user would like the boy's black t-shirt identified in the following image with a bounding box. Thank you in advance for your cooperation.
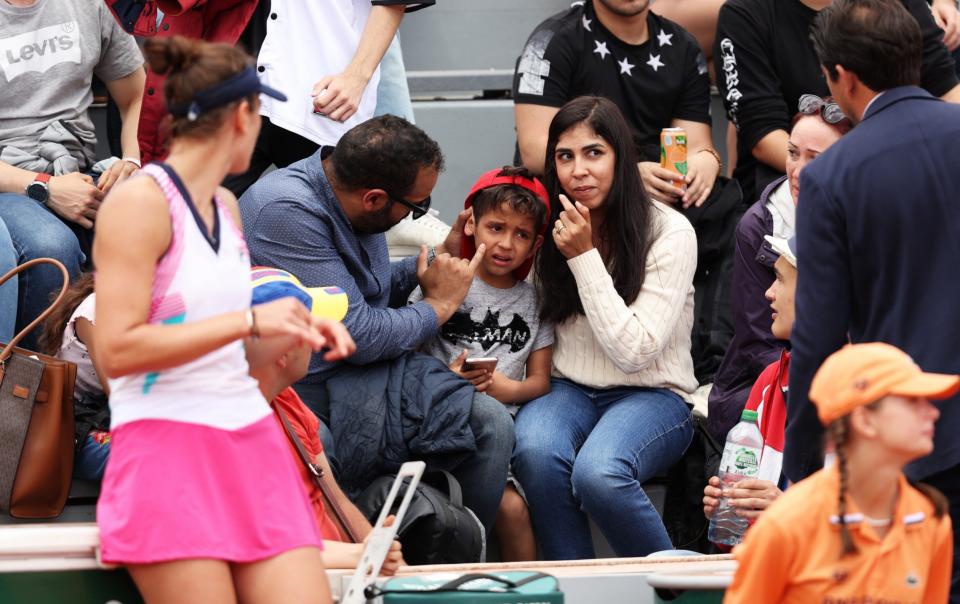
[715,0,959,202]
[513,1,711,163]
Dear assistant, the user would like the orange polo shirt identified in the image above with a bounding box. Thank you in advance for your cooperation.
[725,465,952,604]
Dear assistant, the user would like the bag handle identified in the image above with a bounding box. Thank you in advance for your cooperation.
[433,469,464,508]
[367,572,555,596]
[0,258,70,365]
[272,402,363,543]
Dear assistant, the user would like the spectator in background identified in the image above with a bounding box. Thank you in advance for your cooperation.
[240,115,513,535]
[225,0,433,197]
[245,267,404,575]
[513,97,696,560]
[714,0,960,204]
[513,0,737,389]
[651,0,726,83]
[104,0,262,164]
[0,0,144,348]
[708,96,851,443]
[787,0,960,597]
[703,236,797,526]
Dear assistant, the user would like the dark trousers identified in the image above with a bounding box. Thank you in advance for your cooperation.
[293,377,514,534]
[222,117,320,198]
[922,462,960,603]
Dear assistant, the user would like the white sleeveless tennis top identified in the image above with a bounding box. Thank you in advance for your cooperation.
[108,163,269,430]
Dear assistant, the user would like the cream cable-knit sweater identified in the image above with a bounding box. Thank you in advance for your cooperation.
[552,202,699,400]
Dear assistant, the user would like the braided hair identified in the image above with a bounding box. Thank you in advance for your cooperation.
[827,417,857,558]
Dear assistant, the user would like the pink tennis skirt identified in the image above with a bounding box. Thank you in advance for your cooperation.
[97,415,322,565]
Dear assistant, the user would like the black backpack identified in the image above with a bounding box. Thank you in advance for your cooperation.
[356,470,485,565]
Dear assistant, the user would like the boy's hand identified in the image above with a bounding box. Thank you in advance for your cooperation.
[449,349,491,385]
[476,370,511,401]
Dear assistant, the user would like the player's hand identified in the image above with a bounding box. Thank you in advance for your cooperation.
[314,318,356,361]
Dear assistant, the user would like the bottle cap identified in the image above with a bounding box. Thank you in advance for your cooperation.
[740,409,758,423]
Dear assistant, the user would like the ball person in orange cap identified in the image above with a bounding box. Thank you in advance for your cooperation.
[725,342,956,603]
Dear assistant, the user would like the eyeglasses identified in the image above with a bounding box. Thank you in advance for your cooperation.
[798,94,847,125]
[387,192,432,220]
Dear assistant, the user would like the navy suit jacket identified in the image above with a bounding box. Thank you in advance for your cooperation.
[787,86,960,482]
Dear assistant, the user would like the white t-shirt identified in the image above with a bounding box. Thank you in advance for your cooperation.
[59,293,102,400]
[257,1,380,146]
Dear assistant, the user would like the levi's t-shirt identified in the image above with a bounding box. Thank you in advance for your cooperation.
[513,0,710,163]
[0,0,142,167]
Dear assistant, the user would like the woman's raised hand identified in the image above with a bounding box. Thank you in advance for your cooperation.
[553,194,594,259]
[251,298,329,351]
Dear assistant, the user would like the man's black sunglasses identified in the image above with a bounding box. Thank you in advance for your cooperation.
[387,192,432,220]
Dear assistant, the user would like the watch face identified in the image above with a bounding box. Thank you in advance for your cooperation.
[26,181,49,203]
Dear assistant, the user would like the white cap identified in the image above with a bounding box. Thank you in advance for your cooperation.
[763,235,797,268]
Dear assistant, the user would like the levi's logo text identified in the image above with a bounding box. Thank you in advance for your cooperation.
[0,22,81,81]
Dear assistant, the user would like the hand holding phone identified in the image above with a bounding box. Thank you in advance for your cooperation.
[462,357,498,373]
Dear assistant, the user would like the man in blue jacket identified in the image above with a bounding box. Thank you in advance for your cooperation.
[240,115,512,533]
[787,0,960,597]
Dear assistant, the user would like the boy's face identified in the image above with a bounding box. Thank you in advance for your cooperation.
[764,256,797,341]
[465,203,543,279]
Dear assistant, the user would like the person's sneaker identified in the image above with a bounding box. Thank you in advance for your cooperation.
[386,209,452,260]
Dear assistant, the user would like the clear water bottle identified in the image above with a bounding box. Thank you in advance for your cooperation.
[708,409,764,546]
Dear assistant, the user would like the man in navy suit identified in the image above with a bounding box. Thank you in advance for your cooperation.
[787,0,960,595]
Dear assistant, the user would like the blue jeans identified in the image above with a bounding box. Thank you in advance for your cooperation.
[74,433,111,481]
[512,378,694,560]
[374,34,415,123]
[295,381,514,533]
[0,217,18,342]
[0,194,83,349]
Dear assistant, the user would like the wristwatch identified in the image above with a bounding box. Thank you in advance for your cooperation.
[25,173,51,204]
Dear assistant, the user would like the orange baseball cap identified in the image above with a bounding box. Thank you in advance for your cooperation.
[809,343,960,425]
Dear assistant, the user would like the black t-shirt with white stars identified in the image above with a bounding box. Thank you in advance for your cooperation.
[513,1,710,163]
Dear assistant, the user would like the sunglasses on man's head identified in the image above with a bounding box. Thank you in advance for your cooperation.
[798,94,847,125]
[387,192,432,220]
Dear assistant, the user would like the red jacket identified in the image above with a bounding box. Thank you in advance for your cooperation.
[744,349,789,484]
[105,0,260,162]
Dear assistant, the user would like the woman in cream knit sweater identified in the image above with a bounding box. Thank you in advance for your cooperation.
[512,97,697,560]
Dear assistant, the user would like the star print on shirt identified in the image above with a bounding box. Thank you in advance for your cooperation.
[618,57,635,76]
[646,53,665,72]
[593,40,610,60]
[582,15,592,31]
[656,30,673,47]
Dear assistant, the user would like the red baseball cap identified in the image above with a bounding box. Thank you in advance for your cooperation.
[459,168,551,280]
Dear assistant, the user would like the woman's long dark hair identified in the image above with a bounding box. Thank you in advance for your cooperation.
[535,96,652,324]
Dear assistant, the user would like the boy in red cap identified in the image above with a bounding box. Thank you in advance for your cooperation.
[410,165,553,561]
[725,343,956,603]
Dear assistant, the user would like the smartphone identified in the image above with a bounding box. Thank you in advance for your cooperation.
[463,357,498,372]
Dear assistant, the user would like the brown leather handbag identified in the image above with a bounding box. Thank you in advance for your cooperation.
[0,258,77,518]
